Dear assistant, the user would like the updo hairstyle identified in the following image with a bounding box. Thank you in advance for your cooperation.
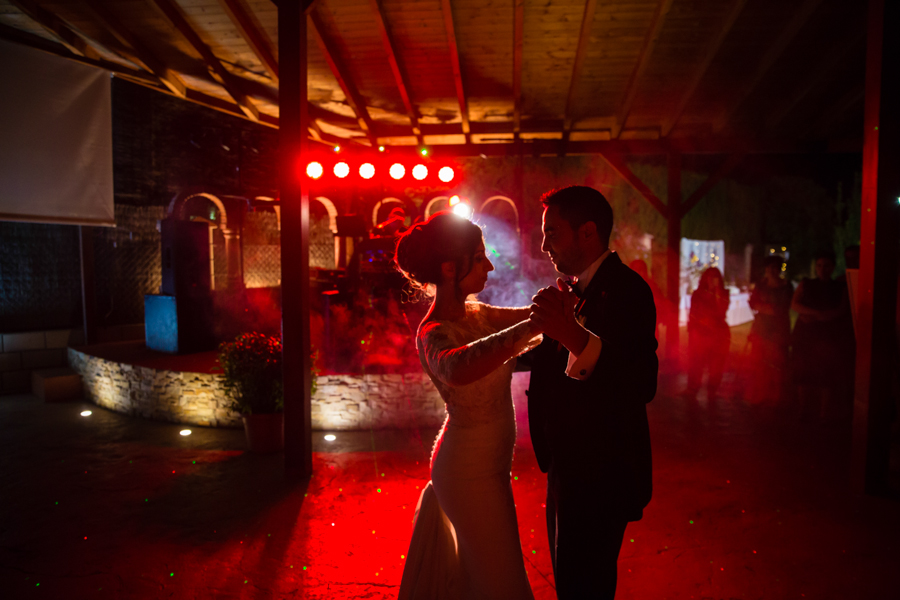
[394,211,484,293]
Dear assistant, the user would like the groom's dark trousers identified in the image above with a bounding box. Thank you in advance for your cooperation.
[527,252,658,599]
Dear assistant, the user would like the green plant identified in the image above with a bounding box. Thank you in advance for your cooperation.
[217,332,284,415]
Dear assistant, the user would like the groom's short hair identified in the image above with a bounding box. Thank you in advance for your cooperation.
[541,186,613,246]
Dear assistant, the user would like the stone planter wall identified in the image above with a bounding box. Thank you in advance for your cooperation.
[68,348,447,430]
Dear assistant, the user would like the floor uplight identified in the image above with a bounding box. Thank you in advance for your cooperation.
[80,410,92,417]
[180,429,192,436]
[324,434,336,442]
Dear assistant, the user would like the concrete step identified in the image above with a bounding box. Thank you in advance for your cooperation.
[31,368,82,403]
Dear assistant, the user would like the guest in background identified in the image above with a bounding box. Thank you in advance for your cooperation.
[747,255,794,404]
[791,251,847,422]
[684,267,731,400]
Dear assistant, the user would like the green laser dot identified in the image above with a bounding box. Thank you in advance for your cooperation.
[36,583,40,587]
[532,550,536,554]
[192,461,195,464]
[689,520,693,524]
[303,566,307,570]
[170,573,174,577]
[514,476,518,480]
[377,488,381,493]
[244,580,248,584]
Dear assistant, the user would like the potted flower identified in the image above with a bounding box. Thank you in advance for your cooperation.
[217,332,285,453]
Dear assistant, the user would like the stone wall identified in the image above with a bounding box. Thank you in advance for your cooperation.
[68,348,239,427]
[68,348,447,430]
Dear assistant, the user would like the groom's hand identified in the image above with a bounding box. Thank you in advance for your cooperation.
[530,279,586,354]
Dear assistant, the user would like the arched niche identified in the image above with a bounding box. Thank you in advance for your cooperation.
[423,196,451,219]
[478,195,520,235]
[372,198,405,227]
[314,196,339,233]
[167,192,240,291]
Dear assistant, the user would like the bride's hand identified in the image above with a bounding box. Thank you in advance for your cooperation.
[527,302,546,335]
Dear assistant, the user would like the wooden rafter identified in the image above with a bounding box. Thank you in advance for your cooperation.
[513,0,524,138]
[150,0,260,121]
[612,0,674,139]
[10,0,102,60]
[217,0,279,81]
[370,0,421,144]
[82,0,186,97]
[679,152,745,216]
[715,0,823,133]
[662,0,748,137]
[764,29,864,134]
[0,22,159,84]
[562,0,598,145]
[309,9,377,146]
[597,151,669,217]
[440,0,470,144]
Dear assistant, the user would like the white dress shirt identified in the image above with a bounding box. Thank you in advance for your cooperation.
[564,249,610,380]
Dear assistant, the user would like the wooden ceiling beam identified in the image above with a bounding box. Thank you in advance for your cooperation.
[561,0,598,150]
[679,152,745,216]
[597,151,669,217]
[440,0,470,144]
[715,0,823,133]
[370,0,421,144]
[217,0,279,82]
[513,0,524,139]
[82,0,186,97]
[0,22,161,85]
[662,0,747,137]
[309,9,377,146]
[764,29,864,135]
[10,0,102,61]
[612,0,674,139]
[150,0,260,121]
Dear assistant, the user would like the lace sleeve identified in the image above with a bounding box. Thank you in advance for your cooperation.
[419,319,542,387]
[475,303,533,330]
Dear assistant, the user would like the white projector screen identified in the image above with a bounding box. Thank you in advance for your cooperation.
[0,39,114,226]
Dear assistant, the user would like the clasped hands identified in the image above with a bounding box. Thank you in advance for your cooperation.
[528,278,589,355]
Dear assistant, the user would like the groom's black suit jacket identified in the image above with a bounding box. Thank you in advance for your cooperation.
[527,252,658,521]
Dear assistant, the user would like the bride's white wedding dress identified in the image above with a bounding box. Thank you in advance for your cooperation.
[398,302,540,600]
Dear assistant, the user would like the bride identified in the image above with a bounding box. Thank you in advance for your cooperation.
[395,211,542,600]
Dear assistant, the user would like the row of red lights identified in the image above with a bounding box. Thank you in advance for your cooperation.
[306,161,455,182]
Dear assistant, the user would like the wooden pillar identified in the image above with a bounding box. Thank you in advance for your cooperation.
[852,0,899,495]
[78,226,98,345]
[665,152,682,360]
[279,0,313,479]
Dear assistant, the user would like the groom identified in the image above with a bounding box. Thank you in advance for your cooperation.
[527,186,658,599]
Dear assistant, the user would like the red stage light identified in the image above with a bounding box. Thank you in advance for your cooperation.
[389,163,405,180]
[334,162,350,178]
[412,164,428,180]
[359,163,375,179]
[438,166,455,183]
[307,161,323,179]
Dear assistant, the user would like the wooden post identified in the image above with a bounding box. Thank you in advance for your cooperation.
[279,0,312,479]
[852,0,899,495]
[78,226,98,345]
[665,152,682,360]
